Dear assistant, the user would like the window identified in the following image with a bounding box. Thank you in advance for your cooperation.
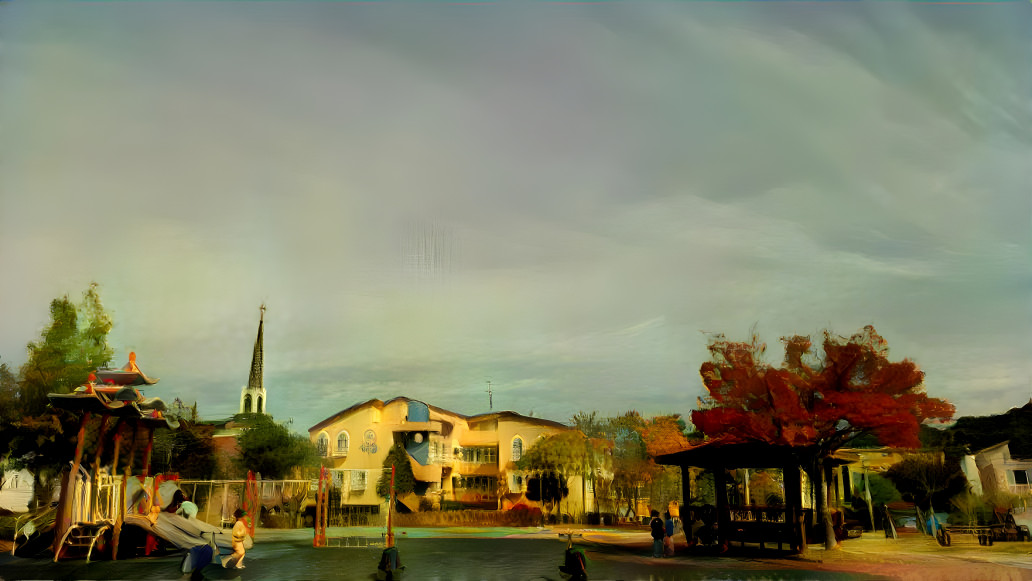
[243,394,252,413]
[351,470,367,491]
[1015,470,1029,486]
[316,433,329,457]
[336,432,350,457]
[512,437,523,462]
[256,395,263,413]
[459,446,497,464]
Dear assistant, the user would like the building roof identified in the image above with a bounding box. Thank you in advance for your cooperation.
[971,440,1011,456]
[308,396,568,433]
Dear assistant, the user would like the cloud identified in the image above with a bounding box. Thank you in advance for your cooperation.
[1,2,1029,432]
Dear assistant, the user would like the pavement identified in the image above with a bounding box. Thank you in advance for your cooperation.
[5,525,1032,580]
[308,524,1032,580]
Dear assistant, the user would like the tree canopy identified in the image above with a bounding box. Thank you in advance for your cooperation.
[233,414,320,479]
[885,453,967,514]
[1,284,116,505]
[692,326,954,455]
[17,284,115,416]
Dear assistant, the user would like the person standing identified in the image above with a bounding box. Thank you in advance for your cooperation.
[649,510,664,558]
[223,509,248,569]
[663,511,676,556]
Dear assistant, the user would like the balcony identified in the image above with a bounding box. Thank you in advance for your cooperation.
[410,460,443,483]
[391,420,443,433]
[459,431,498,446]
[455,462,499,476]
[332,450,348,458]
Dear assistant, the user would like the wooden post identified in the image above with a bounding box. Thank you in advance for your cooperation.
[53,412,92,560]
[142,426,154,478]
[110,420,125,560]
[714,468,728,548]
[783,463,806,555]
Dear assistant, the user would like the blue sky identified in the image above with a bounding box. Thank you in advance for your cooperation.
[1,1,1029,432]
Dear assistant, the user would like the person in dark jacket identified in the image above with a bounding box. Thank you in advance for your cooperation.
[649,510,664,557]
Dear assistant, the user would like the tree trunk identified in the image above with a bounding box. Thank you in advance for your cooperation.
[824,463,838,549]
[812,459,838,550]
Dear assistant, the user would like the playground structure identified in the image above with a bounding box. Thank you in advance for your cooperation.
[10,354,293,562]
[32,353,177,561]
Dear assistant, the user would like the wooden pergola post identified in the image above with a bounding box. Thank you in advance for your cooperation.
[111,421,126,561]
[53,412,92,560]
[142,425,154,478]
[783,462,806,554]
[714,468,729,547]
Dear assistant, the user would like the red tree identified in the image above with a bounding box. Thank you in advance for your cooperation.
[691,326,954,549]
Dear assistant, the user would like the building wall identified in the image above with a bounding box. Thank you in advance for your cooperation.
[309,398,590,514]
[973,442,1032,496]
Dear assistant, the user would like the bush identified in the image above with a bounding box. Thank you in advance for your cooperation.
[393,506,544,527]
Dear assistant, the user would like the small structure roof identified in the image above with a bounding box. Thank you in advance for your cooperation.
[95,352,159,386]
[656,437,856,469]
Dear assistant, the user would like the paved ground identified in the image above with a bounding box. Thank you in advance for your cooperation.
[3,526,1031,580]
[543,526,1032,581]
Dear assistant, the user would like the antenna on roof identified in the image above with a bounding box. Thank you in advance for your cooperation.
[486,380,493,411]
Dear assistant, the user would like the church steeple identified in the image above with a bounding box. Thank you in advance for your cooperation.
[239,304,268,415]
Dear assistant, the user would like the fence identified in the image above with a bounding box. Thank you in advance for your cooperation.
[177,479,310,528]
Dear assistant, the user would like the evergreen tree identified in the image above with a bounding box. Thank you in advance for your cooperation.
[376,443,416,499]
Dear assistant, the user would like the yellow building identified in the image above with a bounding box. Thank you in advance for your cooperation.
[308,397,591,519]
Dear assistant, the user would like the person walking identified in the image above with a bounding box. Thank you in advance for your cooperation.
[223,509,248,569]
[649,510,664,558]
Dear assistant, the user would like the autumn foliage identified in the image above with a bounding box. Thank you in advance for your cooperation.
[691,326,954,452]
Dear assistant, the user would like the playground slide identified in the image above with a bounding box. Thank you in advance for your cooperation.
[124,512,235,550]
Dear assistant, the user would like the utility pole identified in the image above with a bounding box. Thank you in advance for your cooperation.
[486,381,493,411]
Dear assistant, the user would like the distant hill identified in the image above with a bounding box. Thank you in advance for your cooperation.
[947,400,1032,458]
[846,400,1032,459]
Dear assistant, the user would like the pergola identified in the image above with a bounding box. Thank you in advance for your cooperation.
[656,439,821,553]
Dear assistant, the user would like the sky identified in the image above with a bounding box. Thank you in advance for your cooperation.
[1,1,1030,434]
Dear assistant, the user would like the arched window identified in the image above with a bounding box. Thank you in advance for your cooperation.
[243,394,252,413]
[256,396,263,413]
[316,433,328,457]
[511,436,523,462]
[336,432,349,457]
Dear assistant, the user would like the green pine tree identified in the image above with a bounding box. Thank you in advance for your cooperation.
[376,443,416,499]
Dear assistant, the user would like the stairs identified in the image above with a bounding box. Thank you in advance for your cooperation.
[55,522,112,562]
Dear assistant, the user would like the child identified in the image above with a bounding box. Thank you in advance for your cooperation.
[222,509,248,569]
